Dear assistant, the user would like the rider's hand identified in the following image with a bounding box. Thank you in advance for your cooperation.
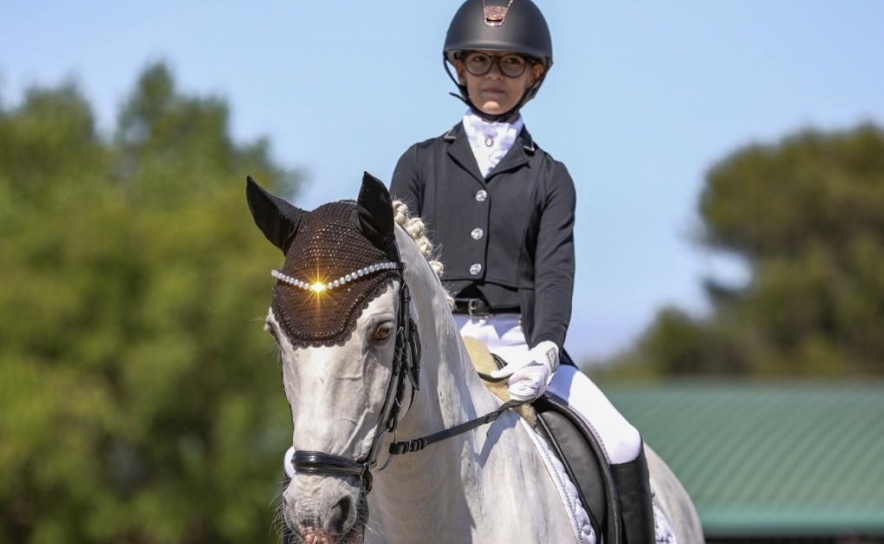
[489,341,560,403]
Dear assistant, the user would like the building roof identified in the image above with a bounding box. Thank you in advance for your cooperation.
[606,380,884,537]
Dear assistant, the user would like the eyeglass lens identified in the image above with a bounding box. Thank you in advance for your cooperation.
[464,53,528,78]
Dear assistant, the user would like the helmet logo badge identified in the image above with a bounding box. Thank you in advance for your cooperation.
[483,0,513,27]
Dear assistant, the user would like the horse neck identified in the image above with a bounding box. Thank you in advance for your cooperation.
[393,228,498,437]
[368,233,500,540]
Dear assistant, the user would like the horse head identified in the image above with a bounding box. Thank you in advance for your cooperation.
[247,173,423,544]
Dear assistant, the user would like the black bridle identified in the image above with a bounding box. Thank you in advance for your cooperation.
[290,255,421,492]
[290,258,524,493]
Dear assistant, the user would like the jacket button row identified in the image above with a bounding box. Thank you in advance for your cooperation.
[469,263,482,275]
[470,228,484,240]
[475,190,487,202]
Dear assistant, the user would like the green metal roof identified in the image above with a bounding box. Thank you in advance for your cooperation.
[605,381,884,537]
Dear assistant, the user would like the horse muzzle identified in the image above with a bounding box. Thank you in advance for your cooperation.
[283,472,367,544]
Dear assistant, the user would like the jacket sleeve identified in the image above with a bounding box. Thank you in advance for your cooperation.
[390,144,424,216]
[530,160,577,350]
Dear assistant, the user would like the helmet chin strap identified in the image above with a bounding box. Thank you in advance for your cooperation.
[447,92,523,123]
[443,56,545,123]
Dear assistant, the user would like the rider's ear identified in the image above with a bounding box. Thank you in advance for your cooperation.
[246,176,302,254]
[357,171,395,254]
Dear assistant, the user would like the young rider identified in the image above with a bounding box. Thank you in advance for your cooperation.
[389,1,656,541]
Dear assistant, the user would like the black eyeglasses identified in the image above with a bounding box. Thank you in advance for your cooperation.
[461,51,533,78]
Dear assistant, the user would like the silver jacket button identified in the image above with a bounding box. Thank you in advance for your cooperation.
[469,263,482,275]
[475,190,488,202]
[471,228,484,240]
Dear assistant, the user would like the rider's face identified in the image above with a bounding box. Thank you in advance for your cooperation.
[455,50,545,116]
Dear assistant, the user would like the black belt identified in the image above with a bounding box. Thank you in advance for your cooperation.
[453,298,519,318]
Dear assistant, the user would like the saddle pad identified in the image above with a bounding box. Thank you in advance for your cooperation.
[536,394,679,544]
[521,417,596,544]
[463,336,593,542]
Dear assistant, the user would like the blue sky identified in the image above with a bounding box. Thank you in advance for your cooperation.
[3,2,883,361]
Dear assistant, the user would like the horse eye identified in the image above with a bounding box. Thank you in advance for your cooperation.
[373,323,393,342]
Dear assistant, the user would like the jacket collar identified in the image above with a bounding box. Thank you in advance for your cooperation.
[443,123,536,184]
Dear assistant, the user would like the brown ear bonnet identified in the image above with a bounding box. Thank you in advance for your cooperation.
[271,201,402,348]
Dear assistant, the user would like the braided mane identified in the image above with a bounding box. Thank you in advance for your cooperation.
[392,200,454,307]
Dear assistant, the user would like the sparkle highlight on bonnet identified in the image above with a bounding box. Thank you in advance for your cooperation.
[271,262,402,294]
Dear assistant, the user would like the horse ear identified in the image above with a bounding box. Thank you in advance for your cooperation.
[357,171,395,252]
[246,176,303,254]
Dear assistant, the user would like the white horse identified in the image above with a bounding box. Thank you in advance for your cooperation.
[247,173,704,544]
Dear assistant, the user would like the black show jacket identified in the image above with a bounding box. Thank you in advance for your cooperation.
[391,122,576,349]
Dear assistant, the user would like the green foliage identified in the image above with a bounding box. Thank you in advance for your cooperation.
[0,62,298,543]
[614,124,884,378]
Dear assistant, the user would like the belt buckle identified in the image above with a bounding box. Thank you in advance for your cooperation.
[467,299,488,318]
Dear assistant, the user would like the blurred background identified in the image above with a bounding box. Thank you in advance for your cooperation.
[1,2,883,543]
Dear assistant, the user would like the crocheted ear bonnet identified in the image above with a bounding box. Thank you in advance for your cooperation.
[270,201,402,348]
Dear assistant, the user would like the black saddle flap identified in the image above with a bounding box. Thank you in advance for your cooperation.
[534,394,621,544]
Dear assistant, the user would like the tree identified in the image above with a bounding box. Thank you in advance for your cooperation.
[613,124,884,377]
[0,63,300,543]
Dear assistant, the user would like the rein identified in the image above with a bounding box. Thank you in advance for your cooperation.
[293,396,525,491]
[388,353,521,455]
[387,399,524,455]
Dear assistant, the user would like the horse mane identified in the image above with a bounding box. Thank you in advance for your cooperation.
[392,201,539,423]
[392,200,454,308]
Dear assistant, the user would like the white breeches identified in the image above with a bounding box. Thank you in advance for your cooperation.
[454,313,643,465]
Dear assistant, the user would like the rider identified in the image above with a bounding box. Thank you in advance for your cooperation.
[389,1,655,542]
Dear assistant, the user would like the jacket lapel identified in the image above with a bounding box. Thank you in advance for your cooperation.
[487,127,536,180]
[445,123,487,187]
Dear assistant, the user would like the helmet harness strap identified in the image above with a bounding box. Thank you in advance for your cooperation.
[442,55,548,123]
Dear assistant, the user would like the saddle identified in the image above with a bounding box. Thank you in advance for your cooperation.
[464,338,622,543]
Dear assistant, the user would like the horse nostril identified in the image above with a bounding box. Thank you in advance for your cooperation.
[329,496,352,533]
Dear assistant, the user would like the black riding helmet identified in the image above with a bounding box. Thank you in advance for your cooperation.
[443,0,553,121]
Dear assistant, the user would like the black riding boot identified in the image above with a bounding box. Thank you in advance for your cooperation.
[611,446,656,544]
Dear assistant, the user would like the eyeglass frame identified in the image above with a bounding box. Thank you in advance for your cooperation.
[456,51,537,78]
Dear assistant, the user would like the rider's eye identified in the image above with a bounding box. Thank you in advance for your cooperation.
[502,55,524,67]
[373,323,393,343]
[467,54,489,64]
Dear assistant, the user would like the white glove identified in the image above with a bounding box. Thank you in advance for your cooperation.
[489,341,560,403]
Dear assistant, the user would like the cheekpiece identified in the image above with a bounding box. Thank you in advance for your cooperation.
[271,201,402,348]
